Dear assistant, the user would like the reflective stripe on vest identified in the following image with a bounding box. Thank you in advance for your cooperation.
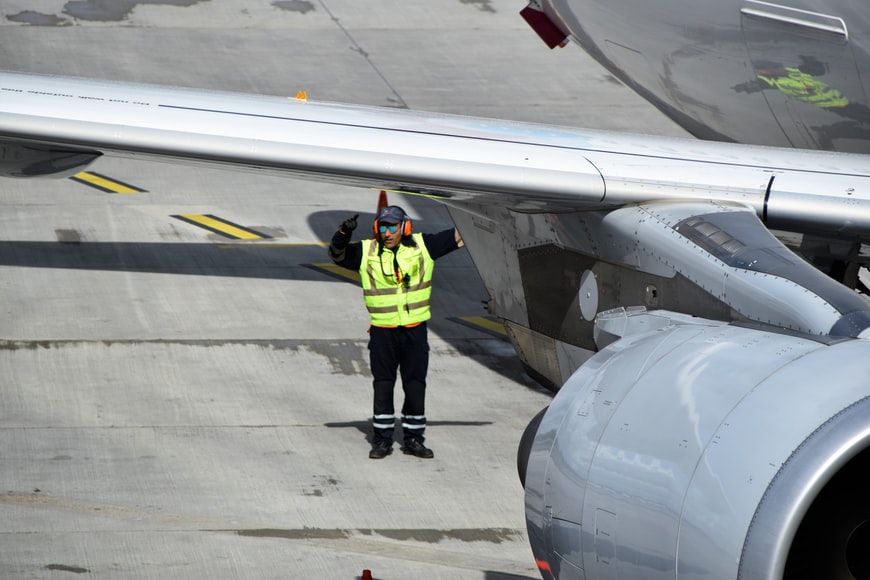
[359,234,434,326]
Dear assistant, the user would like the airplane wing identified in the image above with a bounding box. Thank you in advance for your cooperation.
[3,70,870,235]
[4,69,870,580]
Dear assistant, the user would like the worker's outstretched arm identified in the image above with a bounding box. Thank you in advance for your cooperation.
[329,214,361,269]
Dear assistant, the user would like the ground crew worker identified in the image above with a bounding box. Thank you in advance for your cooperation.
[329,206,464,459]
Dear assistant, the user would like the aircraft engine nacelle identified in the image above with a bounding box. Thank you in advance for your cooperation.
[0,139,100,178]
[521,315,870,579]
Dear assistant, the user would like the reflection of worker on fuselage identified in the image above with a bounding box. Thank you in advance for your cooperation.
[755,66,849,108]
[734,56,870,149]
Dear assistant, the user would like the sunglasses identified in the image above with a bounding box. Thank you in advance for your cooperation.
[378,224,399,234]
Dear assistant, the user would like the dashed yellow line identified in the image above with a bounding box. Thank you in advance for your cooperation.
[70,171,145,194]
[309,262,361,283]
[452,316,507,337]
[172,214,271,240]
[217,242,328,249]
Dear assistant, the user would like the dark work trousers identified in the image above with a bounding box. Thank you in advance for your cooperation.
[368,323,429,445]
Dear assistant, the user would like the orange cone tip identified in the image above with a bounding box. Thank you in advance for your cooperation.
[373,190,390,239]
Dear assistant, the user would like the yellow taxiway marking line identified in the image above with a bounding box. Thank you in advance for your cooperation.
[173,214,271,240]
[455,316,507,336]
[70,171,145,194]
[310,262,361,283]
[217,242,328,249]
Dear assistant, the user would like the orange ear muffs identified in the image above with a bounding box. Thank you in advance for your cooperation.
[373,217,412,237]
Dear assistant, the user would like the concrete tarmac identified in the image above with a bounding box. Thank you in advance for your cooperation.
[0,2,688,579]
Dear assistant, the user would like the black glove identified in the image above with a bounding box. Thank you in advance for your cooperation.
[340,214,359,234]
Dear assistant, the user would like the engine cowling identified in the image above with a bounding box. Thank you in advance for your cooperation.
[522,315,870,579]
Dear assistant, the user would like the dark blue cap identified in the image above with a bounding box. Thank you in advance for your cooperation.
[377,206,406,224]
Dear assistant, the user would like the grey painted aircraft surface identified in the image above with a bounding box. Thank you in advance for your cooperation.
[533,0,870,154]
[2,1,870,579]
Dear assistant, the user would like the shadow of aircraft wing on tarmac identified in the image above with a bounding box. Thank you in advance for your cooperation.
[0,239,338,281]
[0,237,537,390]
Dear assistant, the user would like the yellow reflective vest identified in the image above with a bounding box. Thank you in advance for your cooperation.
[359,234,434,327]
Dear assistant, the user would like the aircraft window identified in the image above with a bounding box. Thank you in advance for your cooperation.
[722,239,746,254]
[691,221,718,237]
[708,230,741,251]
[677,213,792,271]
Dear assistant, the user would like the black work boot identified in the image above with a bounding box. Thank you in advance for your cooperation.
[402,439,434,459]
[369,440,393,459]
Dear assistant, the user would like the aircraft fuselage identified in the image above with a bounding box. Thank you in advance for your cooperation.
[547,0,870,153]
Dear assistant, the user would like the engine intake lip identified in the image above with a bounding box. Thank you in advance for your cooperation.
[739,395,870,579]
